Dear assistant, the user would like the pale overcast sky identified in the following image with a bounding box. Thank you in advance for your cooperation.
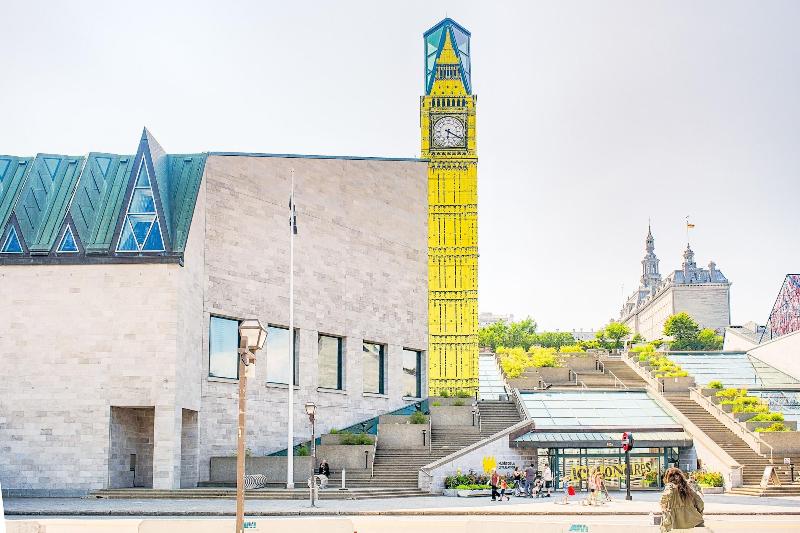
[2,1,798,331]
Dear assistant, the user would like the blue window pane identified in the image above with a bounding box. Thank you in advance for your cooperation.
[129,189,155,214]
[318,335,343,390]
[2,226,22,253]
[118,220,137,251]
[363,342,385,394]
[403,348,421,397]
[128,214,154,247]
[142,219,164,251]
[209,316,239,379]
[58,226,78,252]
[135,164,151,187]
[266,326,299,385]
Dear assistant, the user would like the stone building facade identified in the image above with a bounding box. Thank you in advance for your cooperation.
[0,130,428,495]
[620,227,731,341]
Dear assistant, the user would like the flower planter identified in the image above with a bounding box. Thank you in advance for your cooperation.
[377,422,429,449]
[734,412,758,423]
[701,486,724,494]
[700,388,719,397]
[315,444,374,471]
[457,489,492,497]
[209,456,313,484]
[430,405,477,427]
[745,420,797,432]
[443,488,459,497]
[720,404,734,413]
[756,432,800,455]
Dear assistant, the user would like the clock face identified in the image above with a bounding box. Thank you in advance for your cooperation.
[432,116,466,148]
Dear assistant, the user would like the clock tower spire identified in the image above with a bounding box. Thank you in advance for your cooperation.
[421,18,478,395]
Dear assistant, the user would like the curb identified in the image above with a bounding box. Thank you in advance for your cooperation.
[8,510,800,517]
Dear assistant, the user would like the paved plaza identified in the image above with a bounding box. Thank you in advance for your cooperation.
[4,491,800,517]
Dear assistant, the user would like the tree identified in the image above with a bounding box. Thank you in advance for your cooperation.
[697,328,723,350]
[631,333,646,345]
[478,317,537,351]
[534,331,576,350]
[601,322,631,350]
[663,312,700,350]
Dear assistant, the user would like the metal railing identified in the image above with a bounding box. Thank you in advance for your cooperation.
[594,359,629,390]
[691,387,774,464]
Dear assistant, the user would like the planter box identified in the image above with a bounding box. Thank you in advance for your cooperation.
[320,434,375,446]
[700,388,720,397]
[734,412,758,423]
[709,395,723,405]
[562,355,597,371]
[430,405,476,427]
[443,488,459,497]
[745,420,798,432]
[429,396,475,406]
[457,489,492,497]
[720,404,734,413]
[209,456,313,484]
[377,422,429,449]
[536,367,572,384]
[757,432,800,455]
[659,376,696,392]
[315,444,374,471]
[701,486,723,494]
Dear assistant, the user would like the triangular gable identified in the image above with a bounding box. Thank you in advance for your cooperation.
[1,216,27,254]
[54,215,84,254]
[762,274,800,342]
[423,18,472,95]
[114,132,170,253]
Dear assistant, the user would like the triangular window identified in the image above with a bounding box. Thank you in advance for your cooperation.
[58,225,79,253]
[116,160,165,252]
[2,226,23,253]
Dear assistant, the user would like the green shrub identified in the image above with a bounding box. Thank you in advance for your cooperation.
[455,390,473,398]
[750,412,784,422]
[529,347,561,368]
[734,404,769,414]
[754,423,790,433]
[339,432,374,445]
[716,388,747,400]
[707,380,724,390]
[657,370,689,378]
[329,428,340,434]
[695,471,723,487]
[439,389,450,398]
[431,401,441,407]
[409,411,427,424]
[296,445,309,456]
[444,471,489,488]
[558,344,586,353]
[453,399,465,406]
[454,484,490,490]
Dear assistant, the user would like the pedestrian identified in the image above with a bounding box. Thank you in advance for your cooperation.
[490,469,500,501]
[594,472,606,504]
[543,464,554,497]
[512,466,523,497]
[318,459,330,489]
[659,467,704,532]
[525,462,536,497]
[561,475,575,504]
[500,477,509,501]
[586,470,597,505]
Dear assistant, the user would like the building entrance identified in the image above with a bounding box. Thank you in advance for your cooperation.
[539,447,679,491]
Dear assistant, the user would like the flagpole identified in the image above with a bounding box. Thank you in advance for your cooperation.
[287,168,295,489]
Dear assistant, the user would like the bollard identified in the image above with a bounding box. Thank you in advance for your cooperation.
[364,450,369,469]
[422,429,427,446]
[341,468,346,490]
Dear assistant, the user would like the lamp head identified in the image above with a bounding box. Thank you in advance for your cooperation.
[239,319,267,352]
[304,402,316,417]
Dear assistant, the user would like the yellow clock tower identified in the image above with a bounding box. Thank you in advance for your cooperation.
[421,18,478,395]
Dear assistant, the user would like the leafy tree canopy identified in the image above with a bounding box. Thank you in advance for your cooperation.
[663,312,723,350]
[478,318,575,351]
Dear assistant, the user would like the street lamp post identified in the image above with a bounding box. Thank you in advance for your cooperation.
[305,402,317,507]
[236,319,267,533]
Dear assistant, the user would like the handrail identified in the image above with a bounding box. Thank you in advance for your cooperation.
[691,387,774,464]
[371,433,378,478]
[597,358,628,389]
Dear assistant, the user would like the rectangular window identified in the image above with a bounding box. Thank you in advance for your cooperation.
[318,335,343,390]
[403,349,422,398]
[363,342,385,395]
[209,316,239,379]
[266,325,299,386]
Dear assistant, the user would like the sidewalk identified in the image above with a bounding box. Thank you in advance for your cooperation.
[5,491,800,517]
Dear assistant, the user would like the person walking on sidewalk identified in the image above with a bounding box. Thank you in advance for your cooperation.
[490,469,500,501]
[524,463,536,497]
[659,467,704,532]
[543,464,554,497]
[499,477,510,501]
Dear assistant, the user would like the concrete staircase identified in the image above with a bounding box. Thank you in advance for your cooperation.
[666,396,800,497]
[478,400,523,436]
[598,360,649,388]
[91,486,424,500]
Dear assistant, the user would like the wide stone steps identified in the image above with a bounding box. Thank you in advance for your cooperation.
[728,485,800,497]
[667,397,794,490]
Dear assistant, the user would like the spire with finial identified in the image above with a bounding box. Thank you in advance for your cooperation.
[640,223,661,288]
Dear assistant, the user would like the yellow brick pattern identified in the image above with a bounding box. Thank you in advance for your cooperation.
[421,31,478,395]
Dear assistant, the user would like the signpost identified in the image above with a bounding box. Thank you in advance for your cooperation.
[621,432,635,501]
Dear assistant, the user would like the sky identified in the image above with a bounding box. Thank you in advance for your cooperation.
[1,1,798,331]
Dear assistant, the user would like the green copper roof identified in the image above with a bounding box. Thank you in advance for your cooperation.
[14,154,85,254]
[0,156,33,232]
[0,128,207,260]
[70,153,136,253]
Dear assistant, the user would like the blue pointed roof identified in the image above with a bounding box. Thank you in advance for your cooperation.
[0,156,33,233]
[423,18,472,95]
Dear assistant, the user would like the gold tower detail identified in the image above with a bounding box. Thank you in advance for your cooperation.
[421,19,478,394]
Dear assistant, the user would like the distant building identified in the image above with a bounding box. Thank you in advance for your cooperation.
[479,312,515,328]
[724,322,766,351]
[619,226,731,341]
[570,330,597,342]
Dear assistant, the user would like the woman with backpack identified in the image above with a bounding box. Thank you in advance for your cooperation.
[659,467,704,532]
